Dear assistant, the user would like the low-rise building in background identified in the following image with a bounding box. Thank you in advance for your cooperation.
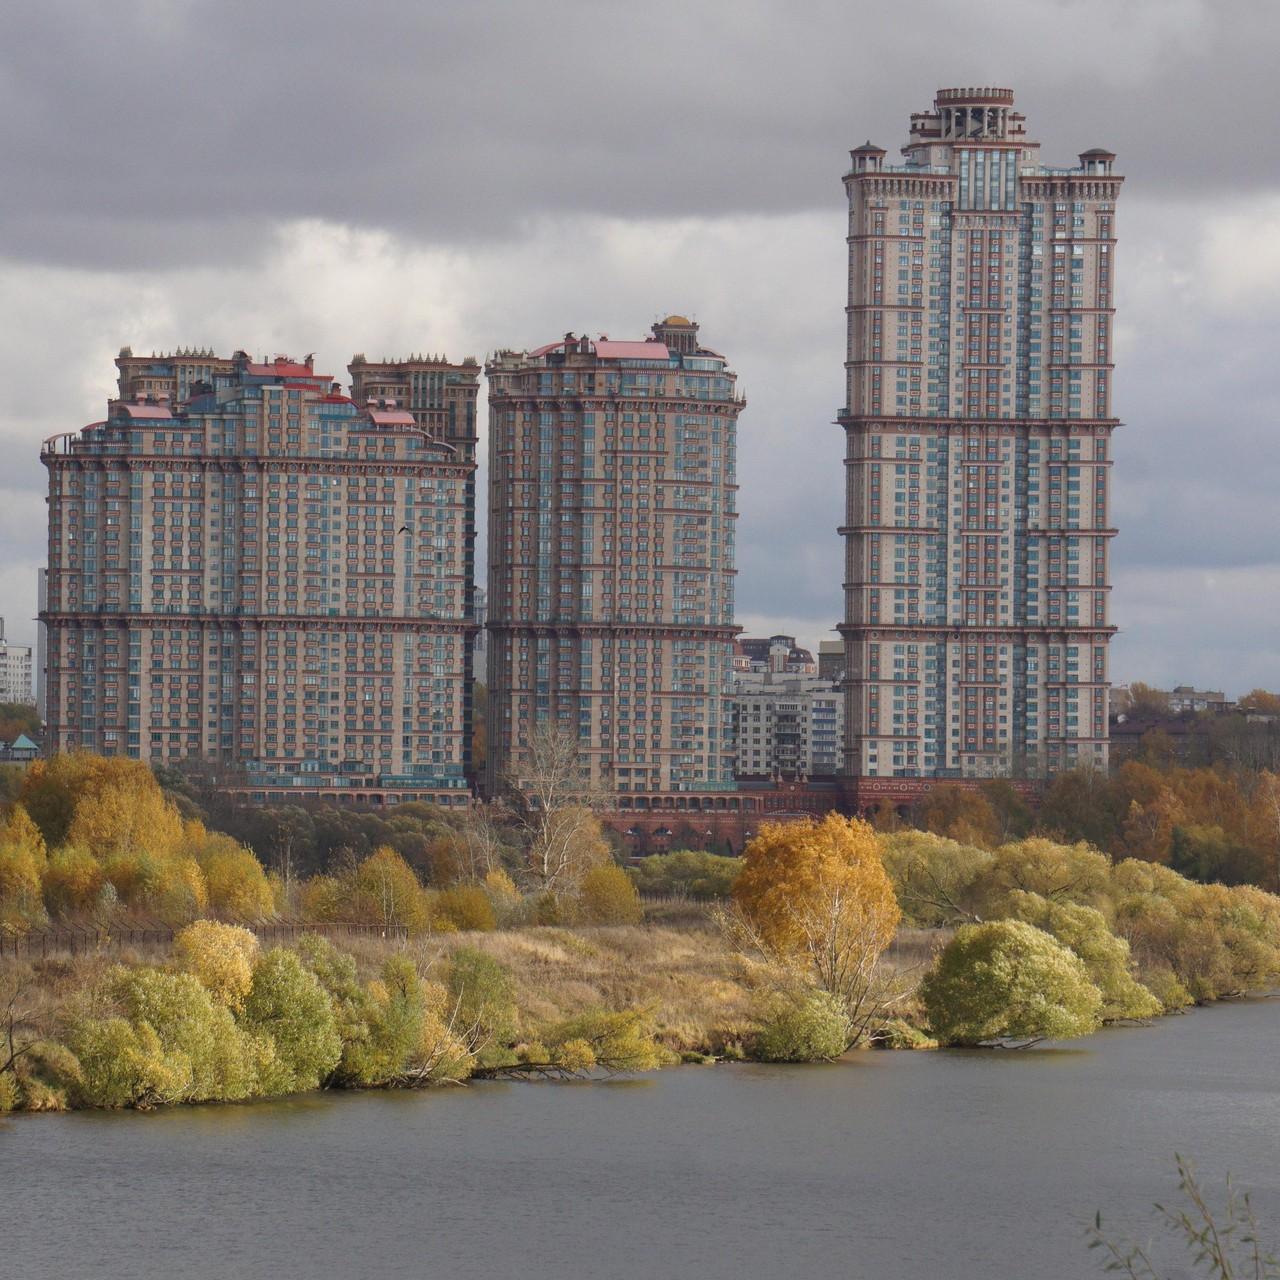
[0,618,34,706]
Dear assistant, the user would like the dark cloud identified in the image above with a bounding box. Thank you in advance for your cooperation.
[5,0,1280,268]
[2,0,1279,695]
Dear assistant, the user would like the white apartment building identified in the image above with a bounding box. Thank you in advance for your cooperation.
[732,673,843,780]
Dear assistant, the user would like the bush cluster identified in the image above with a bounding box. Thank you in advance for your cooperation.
[0,925,665,1112]
[885,831,1280,1044]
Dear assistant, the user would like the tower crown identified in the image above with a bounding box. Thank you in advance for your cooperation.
[912,87,1026,142]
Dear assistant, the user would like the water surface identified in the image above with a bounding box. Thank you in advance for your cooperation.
[5,999,1279,1279]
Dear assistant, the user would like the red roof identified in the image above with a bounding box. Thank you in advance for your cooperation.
[121,403,173,420]
[246,359,326,379]
[368,409,416,426]
[596,340,668,360]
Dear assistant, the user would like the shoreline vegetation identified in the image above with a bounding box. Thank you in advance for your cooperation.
[4,750,1280,1113]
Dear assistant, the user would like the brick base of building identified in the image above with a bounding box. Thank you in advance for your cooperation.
[600,775,1040,855]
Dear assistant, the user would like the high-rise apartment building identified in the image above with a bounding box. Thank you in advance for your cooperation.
[347,353,482,776]
[840,87,1121,780]
[485,317,742,796]
[0,618,35,706]
[41,350,475,803]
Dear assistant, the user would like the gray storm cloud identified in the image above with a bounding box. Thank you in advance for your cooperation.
[1,0,1278,693]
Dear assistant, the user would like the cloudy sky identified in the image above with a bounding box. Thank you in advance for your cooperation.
[3,0,1277,694]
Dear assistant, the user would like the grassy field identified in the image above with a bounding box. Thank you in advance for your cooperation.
[5,913,947,1061]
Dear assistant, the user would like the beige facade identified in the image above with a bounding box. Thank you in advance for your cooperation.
[840,88,1121,779]
[485,317,743,795]
[41,351,475,803]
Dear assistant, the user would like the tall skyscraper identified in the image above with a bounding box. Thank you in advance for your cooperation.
[41,350,475,804]
[485,317,742,797]
[840,87,1121,781]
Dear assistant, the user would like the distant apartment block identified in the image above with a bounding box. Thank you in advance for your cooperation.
[733,634,817,676]
[732,674,843,780]
[840,87,1121,780]
[41,349,477,803]
[1110,683,1234,718]
[0,618,35,705]
[485,317,743,796]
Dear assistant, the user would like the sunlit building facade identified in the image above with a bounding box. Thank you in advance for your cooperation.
[840,87,1122,780]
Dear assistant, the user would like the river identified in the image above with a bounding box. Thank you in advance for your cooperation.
[4,999,1279,1279]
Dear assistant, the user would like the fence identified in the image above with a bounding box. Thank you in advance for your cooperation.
[0,919,409,961]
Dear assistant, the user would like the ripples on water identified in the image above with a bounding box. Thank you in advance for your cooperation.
[5,999,1279,1280]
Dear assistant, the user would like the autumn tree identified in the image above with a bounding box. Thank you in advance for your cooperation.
[879,830,992,926]
[351,846,432,932]
[183,827,274,920]
[918,785,1002,848]
[504,722,611,894]
[1037,766,1124,849]
[21,753,169,849]
[0,805,48,927]
[732,814,901,1047]
[1238,689,1280,717]
[576,864,643,925]
[173,920,260,1013]
[1117,682,1171,719]
[41,845,104,917]
[921,920,1103,1047]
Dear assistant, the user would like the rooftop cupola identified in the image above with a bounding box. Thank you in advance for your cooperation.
[849,141,886,173]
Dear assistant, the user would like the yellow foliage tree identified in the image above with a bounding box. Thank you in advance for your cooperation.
[434,885,497,932]
[577,864,643,925]
[0,804,47,927]
[67,774,183,863]
[353,847,432,932]
[183,826,274,921]
[42,845,105,917]
[733,814,901,1046]
[173,920,260,1012]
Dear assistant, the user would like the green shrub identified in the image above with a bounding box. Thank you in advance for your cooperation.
[543,1008,667,1073]
[446,948,518,1066]
[922,920,1103,1046]
[629,850,741,900]
[751,990,851,1063]
[241,949,342,1093]
[110,965,260,1102]
[1004,891,1161,1021]
[876,1017,938,1051]
[68,1016,188,1109]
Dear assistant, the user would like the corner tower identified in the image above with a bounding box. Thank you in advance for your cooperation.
[839,87,1122,782]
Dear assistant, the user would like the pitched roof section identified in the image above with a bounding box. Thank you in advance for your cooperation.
[367,409,417,426]
[120,403,174,419]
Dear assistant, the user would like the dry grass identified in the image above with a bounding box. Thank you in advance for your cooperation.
[381,923,763,1055]
[2,921,949,1059]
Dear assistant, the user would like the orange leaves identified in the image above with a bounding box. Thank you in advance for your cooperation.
[734,814,900,960]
